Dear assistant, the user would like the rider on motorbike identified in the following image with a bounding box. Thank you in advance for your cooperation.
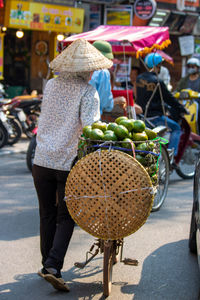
[135,52,188,157]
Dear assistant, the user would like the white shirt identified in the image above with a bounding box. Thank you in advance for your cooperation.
[34,72,100,171]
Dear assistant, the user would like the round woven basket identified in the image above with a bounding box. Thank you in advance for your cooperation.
[65,150,154,240]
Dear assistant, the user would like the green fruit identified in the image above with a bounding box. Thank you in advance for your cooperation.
[132,120,146,133]
[104,130,114,135]
[132,131,148,141]
[148,141,156,151]
[107,122,118,131]
[115,116,128,125]
[114,125,129,140]
[90,128,104,140]
[103,131,118,141]
[137,142,149,153]
[119,119,134,132]
[83,125,92,138]
[121,138,135,149]
[135,154,147,166]
[145,128,157,140]
[92,121,107,132]
[149,164,157,174]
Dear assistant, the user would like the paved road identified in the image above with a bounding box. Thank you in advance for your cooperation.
[0,139,199,300]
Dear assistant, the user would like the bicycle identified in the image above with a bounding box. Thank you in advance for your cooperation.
[65,149,156,297]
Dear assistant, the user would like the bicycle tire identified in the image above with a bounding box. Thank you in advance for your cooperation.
[103,240,116,297]
[151,145,170,212]
[26,135,37,172]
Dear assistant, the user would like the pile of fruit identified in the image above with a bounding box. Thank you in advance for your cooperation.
[79,116,159,185]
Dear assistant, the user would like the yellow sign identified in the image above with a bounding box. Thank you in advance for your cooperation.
[5,0,84,33]
[0,34,4,80]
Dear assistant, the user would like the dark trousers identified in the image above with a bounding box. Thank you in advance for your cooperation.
[32,164,75,271]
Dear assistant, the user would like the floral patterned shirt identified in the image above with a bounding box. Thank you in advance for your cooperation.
[34,72,100,171]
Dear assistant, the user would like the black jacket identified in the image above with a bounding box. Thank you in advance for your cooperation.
[136,71,186,119]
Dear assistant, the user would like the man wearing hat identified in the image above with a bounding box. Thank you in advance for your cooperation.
[32,39,112,292]
[89,40,115,116]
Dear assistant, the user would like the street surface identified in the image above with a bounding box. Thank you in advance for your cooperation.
[0,138,199,300]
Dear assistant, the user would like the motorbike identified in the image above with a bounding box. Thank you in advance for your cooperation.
[1,94,42,139]
[171,89,200,179]
[174,89,200,134]
[0,82,22,146]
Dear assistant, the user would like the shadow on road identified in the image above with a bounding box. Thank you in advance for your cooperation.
[120,239,199,300]
[0,260,107,300]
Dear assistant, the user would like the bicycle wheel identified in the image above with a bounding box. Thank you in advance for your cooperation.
[103,240,116,297]
[176,144,199,179]
[26,135,37,172]
[152,145,170,212]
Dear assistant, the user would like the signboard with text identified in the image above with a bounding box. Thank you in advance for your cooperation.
[5,0,84,33]
[134,0,156,20]
[104,5,133,26]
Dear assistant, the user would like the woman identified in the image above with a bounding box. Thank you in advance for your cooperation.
[32,38,113,292]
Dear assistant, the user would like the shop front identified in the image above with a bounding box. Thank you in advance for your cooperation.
[2,0,84,96]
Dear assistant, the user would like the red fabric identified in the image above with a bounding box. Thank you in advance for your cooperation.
[0,0,3,8]
[112,90,134,107]
[59,25,170,57]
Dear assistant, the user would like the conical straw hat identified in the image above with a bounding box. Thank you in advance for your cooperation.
[50,38,113,72]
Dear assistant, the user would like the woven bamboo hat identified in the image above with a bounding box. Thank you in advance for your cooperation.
[50,38,113,72]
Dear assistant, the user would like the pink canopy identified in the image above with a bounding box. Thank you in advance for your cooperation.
[59,25,171,58]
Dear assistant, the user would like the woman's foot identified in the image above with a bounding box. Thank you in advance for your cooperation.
[44,274,70,292]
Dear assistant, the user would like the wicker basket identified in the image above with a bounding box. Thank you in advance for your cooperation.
[78,137,160,186]
[65,149,154,240]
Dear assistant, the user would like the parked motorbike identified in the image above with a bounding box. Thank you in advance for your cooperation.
[1,94,42,139]
[0,97,23,146]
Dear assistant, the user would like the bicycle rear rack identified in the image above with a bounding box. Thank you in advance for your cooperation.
[74,239,139,269]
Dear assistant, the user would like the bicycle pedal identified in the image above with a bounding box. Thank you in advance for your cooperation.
[74,262,85,269]
[122,258,139,266]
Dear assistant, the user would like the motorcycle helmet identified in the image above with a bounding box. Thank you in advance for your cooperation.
[144,53,163,69]
[92,40,114,60]
[186,57,200,67]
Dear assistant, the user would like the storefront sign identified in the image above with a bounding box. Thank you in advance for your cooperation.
[178,35,194,56]
[157,0,199,12]
[134,0,157,20]
[104,5,133,26]
[0,34,4,80]
[5,0,84,33]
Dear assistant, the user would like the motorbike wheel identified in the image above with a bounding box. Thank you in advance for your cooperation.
[175,144,199,179]
[0,121,8,148]
[26,135,37,172]
[151,145,170,212]
[7,118,22,145]
[25,113,39,139]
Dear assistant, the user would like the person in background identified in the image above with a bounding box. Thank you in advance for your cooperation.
[176,57,200,92]
[89,40,114,116]
[115,66,140,97]
[32,39,112,292]
[157,64,172,91]
[136,53,187,157]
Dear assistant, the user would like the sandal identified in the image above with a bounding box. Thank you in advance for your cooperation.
[44,274,70,292]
